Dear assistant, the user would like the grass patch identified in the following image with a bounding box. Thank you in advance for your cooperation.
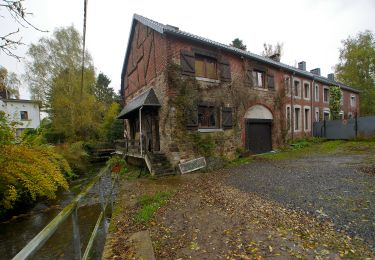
[136,191,174,222]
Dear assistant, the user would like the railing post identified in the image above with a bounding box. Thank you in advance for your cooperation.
[99,176,105,212]
[71,207,82,260]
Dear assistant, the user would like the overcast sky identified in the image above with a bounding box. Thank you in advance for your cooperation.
[1,0,374,99]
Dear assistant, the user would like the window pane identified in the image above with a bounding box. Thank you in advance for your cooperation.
[205,58,217,79]
[198,106,217,128]
[195,57,205,77]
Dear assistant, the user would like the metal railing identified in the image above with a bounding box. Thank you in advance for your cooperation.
[12,166,118,260]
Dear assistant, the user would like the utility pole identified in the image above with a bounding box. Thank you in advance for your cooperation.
[81,0,88,99]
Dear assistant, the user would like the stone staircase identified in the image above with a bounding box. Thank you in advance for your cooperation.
[145,152,175,176]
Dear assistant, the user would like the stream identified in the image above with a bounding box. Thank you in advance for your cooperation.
[0,164,114,259]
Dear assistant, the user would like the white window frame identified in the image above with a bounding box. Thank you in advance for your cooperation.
[314,107,320,122]
[303,81,311,100]
[284,75,291,96]
[294,105,302,132]
[303,106,311,132]
[285,104,291,132]
[350,95,356,107]
[293,78,302,99]
[314,84,319,102]
[323,108,330,121]
[323,86,329,103]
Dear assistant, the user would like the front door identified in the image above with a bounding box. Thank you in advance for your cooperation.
[143,109,160,153]
[245,119,272,153]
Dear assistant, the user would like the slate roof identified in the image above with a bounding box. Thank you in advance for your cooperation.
[117,88,160,119]
[121,14,359,95]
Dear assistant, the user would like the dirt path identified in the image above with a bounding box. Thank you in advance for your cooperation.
[104,166,374,259]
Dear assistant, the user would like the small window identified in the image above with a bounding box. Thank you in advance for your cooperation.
[323,87,329,103]
[304,107,310,131]
[350,95,356,107]
[198,105,218,128]
[294,107,301,131]
[267,75,275,89]
[286,105,291,130]
[315,110,319,122]
[195,55,217,79]
[252,70,265,88]
[315,84,319,101]
[294,80,301,98]
[20,111,28,120]
[284,76,291,95]
[304,83,310,100]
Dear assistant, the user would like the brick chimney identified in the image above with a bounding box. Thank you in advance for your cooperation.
[298,61,306,71]
[310,68,321,76]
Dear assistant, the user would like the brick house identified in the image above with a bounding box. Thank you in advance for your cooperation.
[118,14,360,174]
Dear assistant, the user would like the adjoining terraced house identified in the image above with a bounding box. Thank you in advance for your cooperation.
[117,14,360,173]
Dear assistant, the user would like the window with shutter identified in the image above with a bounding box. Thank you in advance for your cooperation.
[267,75,275,89]
[185,106,198,130]
[222,108,233,129]
[219,58,231,81]
[194,54,218,80]
[180,50,195,76]
[198,105,218,128]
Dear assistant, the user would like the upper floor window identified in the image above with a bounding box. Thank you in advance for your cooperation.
[323,87,329,103]
[303,82,310,100]
[252,70,265,88]
[20,111,28,120]
[315,84,319,101]
[350,95,356,107]
[294,80,301,98]
[195,55,218,80]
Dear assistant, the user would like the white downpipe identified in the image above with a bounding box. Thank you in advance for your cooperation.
[139,106,143,157]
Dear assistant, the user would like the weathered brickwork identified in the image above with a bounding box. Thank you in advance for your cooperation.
[121,15,360,166]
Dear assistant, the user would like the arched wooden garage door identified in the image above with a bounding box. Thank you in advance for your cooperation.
[244,105,273,154]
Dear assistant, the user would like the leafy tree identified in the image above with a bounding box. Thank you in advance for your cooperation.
[100,102,124,142]
[230,38,247,51]
[0,112,72,214]
[48,67,103,141]
[329,86,342,120]
[0,66,20,99]
[25,26,92,106]
[262,42,283,61]
[335,31,375,116]
[94,72,116,104]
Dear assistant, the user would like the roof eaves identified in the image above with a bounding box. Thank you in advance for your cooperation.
[163,28,360,93]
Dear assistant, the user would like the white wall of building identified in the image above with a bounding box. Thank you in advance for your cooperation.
[0,99,41,130]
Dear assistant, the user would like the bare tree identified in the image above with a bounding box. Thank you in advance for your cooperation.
[0,0,47,60]
[262,42,284,62]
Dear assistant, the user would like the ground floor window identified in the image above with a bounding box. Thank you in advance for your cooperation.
[304,107,310,131]
[294,107,301,131]
[198,105,218,128]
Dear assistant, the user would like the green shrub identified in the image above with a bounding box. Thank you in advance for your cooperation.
[106,155,128,176]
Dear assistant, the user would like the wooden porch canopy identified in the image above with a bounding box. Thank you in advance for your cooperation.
[117,88,161,119]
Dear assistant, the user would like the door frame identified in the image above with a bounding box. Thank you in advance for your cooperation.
[245,119,272,153]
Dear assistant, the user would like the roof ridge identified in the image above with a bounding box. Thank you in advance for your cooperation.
[128,14,359,93]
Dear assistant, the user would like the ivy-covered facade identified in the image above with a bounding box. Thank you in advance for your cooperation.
[118,14,360,168]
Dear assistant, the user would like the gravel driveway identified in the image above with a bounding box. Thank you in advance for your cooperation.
[226,154,375,248]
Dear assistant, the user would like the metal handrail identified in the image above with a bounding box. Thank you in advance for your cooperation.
[12,165,118,260]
